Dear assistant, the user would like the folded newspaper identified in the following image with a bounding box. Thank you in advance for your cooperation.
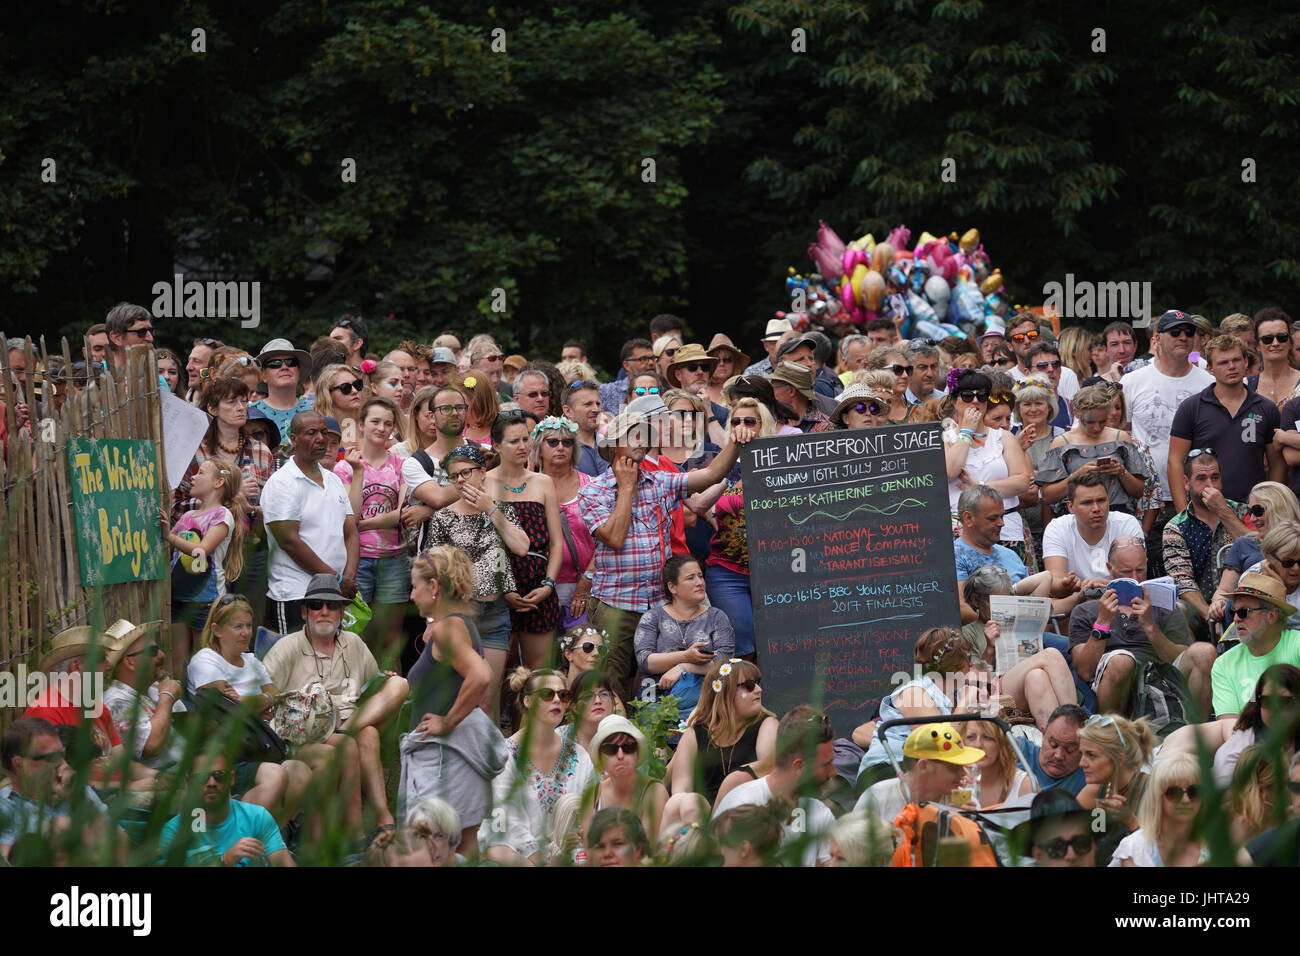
[987,595,1052,678]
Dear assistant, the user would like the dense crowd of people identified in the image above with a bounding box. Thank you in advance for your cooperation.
[3,302,1300,868]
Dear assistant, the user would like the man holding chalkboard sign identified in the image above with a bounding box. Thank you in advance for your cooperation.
[579,411,757,692]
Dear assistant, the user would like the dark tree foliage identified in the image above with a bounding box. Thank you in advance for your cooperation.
[2,1,1296,372]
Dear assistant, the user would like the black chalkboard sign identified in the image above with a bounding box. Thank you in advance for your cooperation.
[740,422,959,737]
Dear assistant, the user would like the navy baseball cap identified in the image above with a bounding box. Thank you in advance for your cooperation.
[1156,310,1195,333]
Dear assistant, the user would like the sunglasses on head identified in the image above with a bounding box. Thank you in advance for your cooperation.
[217,593,247,607]
[958,389,989,403]
[887,364,913,376]
[1163,784,1200,802]
[599,740,639,756]
[262,357,299,370]
[544,437,575,448]
[1010,330,1041,344]
[1186,448,1216,461]
[1259,333,1289,345]
[304,599,346,611]
[1036,834,1092,859]
[532,687,572,704]
[634,386,660,396]
[987,392,1013,405]
[196,338,220,347]
[1083,713,1126,745]
[1032,359,1062,371]
[1165,326,1196,339]
[330,380,364,395]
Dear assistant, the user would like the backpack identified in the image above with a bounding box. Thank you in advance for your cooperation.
[1128,659,1189,735]
[892,802,1000,867]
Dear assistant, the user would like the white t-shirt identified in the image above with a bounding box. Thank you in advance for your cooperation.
[260,457,354,601]
[186,648,274,698]
[1011,365,1079,401]
[1042,511,1144,580]
[400,450,448,493]
[712,776,834,866]
[853,777,908,827]
[1122,362,1214,500]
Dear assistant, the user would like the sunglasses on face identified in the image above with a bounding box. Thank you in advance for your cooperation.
[575,641,601,654]
[304,600,346,612]
[1271,556,1300,570]
[887,364,913,376]
[679,363,709,373]
[599,740,639,756]
[330,380,364,395]
[1033,360,1062,371]
[127,326,156,338]
[1163,785,1200,802]
[634,386,660,396]
[262,357,298,370]
[532,687,572,704]
[958,390,989,403]
[1231,605,1266,620]
[991,357,1014,368]
[1165,326,1196,339]
[987,392,1013,405]
[849,400,885,417]
[1010,330,1040,344]
[433,403,468,415]
[1248,504,1266,518]
[1259,333,1289,345]
[736,679,761,693]
[29,748,67,764]
[544,437,575,448]
[731,416,759,428]
[124,644,162,659]
[661,348,679,359]
[522,390,550,399]
[1036,834,1092,859]
[193,769,233,784]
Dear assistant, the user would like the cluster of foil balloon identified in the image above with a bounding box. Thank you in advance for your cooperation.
[778,222,1012,340]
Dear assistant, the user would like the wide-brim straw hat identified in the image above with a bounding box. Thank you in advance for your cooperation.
[1228,571,1298,617]
[831,382,892,425]
[707,334,750,372]
[256,339,312,385]
[103,619,164,676]
[597,411,649,463]
[588,714,649,766]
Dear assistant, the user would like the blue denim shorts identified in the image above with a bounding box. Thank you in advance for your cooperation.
[355,552,413,606]
[473,596,512,651]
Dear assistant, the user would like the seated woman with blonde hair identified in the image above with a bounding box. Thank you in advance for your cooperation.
[1108,752,1206,867]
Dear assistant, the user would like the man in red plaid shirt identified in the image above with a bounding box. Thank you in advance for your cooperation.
[579,410,757,692]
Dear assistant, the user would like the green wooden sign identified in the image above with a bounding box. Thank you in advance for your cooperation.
[67,438,166,586]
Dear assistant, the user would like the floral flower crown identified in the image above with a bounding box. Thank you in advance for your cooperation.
[931,629,962,663]
[559,626,607,651]
[1013,377,1052,392]
[666,822,699,851]
[945,367,963,393]
[711,658,744,693]
[446,443,487,468]
[532,415,579,438]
